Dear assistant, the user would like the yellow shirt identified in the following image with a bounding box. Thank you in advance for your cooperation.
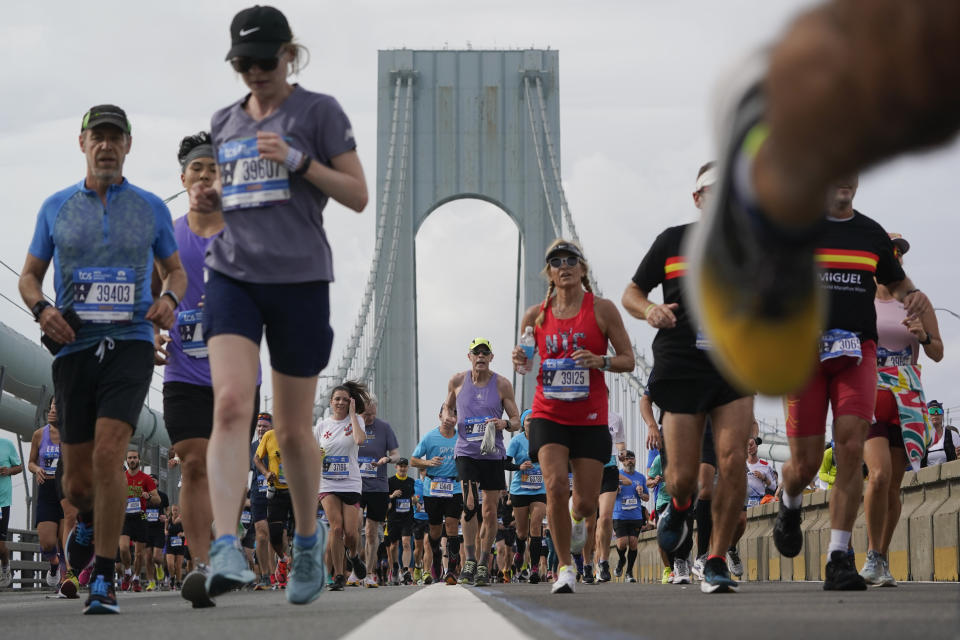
[255,430,287,490]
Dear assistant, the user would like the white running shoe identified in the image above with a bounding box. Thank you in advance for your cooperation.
[726,546,744,578]
[569,497,587,554]
[551,565,577,594]
[672,558,691,584]
[0,565,12,588]
[346,571,360,587]
[363,575,379,588]
[859,549,884,586]
[692,555,706,581]
[46,567,60,588]
[879,558,898,587]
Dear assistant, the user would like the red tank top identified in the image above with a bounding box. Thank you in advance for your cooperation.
[532,291,609,426]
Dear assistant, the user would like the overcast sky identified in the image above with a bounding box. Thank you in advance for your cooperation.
[3,1,960,525]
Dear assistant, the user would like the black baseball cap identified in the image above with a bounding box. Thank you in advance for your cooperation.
[226,5,292,60]
[81,105,131,133]
[397,457,410,466]
[624,450,636,459]
[545,242,584,263]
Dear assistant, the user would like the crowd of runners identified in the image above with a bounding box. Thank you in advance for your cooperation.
[3,0,959,617]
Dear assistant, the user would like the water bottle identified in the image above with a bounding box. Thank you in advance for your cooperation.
[518,326,536,374]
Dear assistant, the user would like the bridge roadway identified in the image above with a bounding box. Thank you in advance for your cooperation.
[1,581,957,639]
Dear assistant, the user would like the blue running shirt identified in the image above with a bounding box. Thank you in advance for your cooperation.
[412,427,461,498]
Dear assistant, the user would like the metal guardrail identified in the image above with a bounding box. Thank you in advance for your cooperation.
[1,528,50,591]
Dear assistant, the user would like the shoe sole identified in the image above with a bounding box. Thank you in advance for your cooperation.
[287,522,329,605]
[182,572,216,608]
[207,571,255,598]
[83,600,119,614]
[551,584,575,594]
[700,580,739,594]
[59,581,79,599]
[823,579,867,591]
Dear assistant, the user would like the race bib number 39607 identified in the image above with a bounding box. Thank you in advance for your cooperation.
[218,137,291,212]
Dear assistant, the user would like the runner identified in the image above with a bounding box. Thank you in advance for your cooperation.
[493,495,516,583]
[583,406,626,584]
[249,413,275,590]
[684,1,954,395]
[27,400,65,592]
[861,234,942,586]
[20,103,186,613]
[119,449,161,593]
[412,468,430,584]
[623,163,754,593]
[316,381,368,591]
[774,177,928,591]
[385,458,415,585]
[410,406,463,585]
[513,239,634,594]
[143,474,169,591]
[357,395,399,586]
[506,409,547,584]
[612,451,647,583]
[442,338,522,586]
[194,5,367,605]
[165,504,185,590]
[254,414,292,589]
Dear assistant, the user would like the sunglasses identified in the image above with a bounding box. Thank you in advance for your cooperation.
[929,407,944,416]
[230,57,280,73]
[471,347,492,356]
[548,256,579,268]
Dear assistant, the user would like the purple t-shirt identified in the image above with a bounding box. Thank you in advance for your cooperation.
[356,418,399,493]
[207,84,357,283]
[455,373,506,460]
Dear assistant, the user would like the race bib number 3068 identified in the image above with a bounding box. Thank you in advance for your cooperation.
[218,137,291,212]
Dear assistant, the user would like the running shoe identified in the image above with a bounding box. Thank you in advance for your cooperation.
[438,569,454,585]
[528,569,541,584]
[403,569,413,585]
[726,546,744,578]
[254,576,271,591]
[207,537,256,597]
[772,502,804,558]
[121,573,131,592]
[458,560,477,585]
[46,567,60,588]
[182,564,216,608]
[350,554,367,581]
[156,564,165,582]
[615,556,626,578]
[625,575,637,583]
[84,575,119,614]
[823,550,867,591]
[287,524,328,605]
[656,501,692,554]
[391,571,401,586]
[598,561,612,583]
[412,567,422,584]
[672,558,691,584]
[58,571,80,599]
[661,567,671,584]
[132,577,142,593]
[66,522,95,575]
[683,51,824,395]
[700,556,738,593]
[329,574,345,592]
[423,572,433,585]
[692,554,706,581]
[879,558,898,587]
[582,564,595,584]
[570,499,587,554]
[551,565,577,594]
[78,564,93,586]
[145,580,156,592]
[363,575,378,588]
[276,556,290,588]
[474,564,489,586]
[346,571,360,587]
[859,549,884,586]
[0,565,11,588]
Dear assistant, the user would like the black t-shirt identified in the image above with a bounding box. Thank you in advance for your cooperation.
[498,498,514,527]
[817,211,905,342]
[387,475,415,519]
[147,490,170,529]
[167,521,183,542]
[632,223,715,379]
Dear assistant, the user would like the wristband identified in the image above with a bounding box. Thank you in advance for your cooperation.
[31,299,52,322]
[160,290,180,308]
[285,146,305,172]
[643,302,657,318]
[293,156,312,176]
[920,333,932,346]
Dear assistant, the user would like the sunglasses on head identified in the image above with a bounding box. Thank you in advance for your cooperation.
[548,256,579,268]
[929,407,944,415]
[230,56,280,73]
[471,347,492,356]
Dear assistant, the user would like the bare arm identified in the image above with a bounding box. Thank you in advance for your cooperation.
[640,394,661,451]
[26,430,44,478]
[512,304,541,372]
[19,253,77,343]
[441,374,463,429]
[147,251,188,330]
[590,297,636,373]
[622,282,679,329]
[497,376,522,432]
[305,150,368,213]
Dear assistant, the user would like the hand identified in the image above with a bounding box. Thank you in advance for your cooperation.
[571,349,602,369]
[519,461,533,471]
[256,131,290,165]
[902,289,930,320]
[645,425,662,451]
[38,306,76,345]
[35,469,48,484]
[146,295,176,330]
[153,332,171,366]
[188,182,220,213]
[901,315,928,342]
[429,456,443,467]
[349,397,356,415]
[646,302,679,329]
[167,457,180,469]
[511,345,529,371]
[491,419,506,431]
[141,490,150,500]
[620,476,633,486]
[441,410,456,429]
[266,471,278,484]
[390,490,402,498]
[375,457,388,467]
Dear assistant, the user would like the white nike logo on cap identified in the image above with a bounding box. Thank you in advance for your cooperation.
[239,27,260,36]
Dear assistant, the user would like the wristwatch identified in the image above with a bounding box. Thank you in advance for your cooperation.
[160,290,180,308]
[601,355,611,371]
[31,299,51,322]
[920,332,932,346]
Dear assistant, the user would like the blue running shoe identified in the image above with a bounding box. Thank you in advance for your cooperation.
[656,501,691,554]
[287,521,328,605]
[700,556,739,593]
[206,537,255,597]
[83,575,119,614]
[66,522,95,573]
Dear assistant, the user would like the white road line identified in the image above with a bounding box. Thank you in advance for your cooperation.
[340,584,533,640]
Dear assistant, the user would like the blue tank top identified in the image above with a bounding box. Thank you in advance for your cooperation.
[39,425,60,475]
[455,372,505,460]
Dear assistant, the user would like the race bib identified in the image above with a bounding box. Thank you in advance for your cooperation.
[277,462,286,486]
[464,416,494,442]
[520,471,543,491]
[43,447,59,475]
[126,497,141,514]
[396,498,411,513]
[218,137,291,212]
[241,510,252,525]
[257,474,268,493]
[877,346,912,367]
[695,330,712,351]
[73,267,135,323]
[747,496,762,508]
[430,477,455,498]
[358,456,378,479]
[819,329,862,363]
[169,536,183,548]
[542,358,589,401]
[145,508,159,523]
[568,472,574,491]
[177,309,207,358]
[622,497,638,510]
[322,455,349,479]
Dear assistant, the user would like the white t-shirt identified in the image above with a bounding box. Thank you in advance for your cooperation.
[608,410,626,458]
[315,414,365,494]
[746,458,776,504]
[926,430,956,467]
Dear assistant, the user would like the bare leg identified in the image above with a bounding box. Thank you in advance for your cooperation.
[863,435,892,552]
[708,397,754,558]
[880,447,908,556]
[176,438,213,565]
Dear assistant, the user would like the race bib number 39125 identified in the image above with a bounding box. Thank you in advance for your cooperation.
[218,137,291,212]
[542,358,589,401]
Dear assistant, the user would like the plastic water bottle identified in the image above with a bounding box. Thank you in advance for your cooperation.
[518,326,536,374]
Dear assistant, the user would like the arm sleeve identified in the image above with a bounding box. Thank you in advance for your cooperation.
[28,203,55,261]
[150,195,178,260]
[384,422,399,451]
[316,97,357,162]
[412,438,426,460]
[503,456,520,472]
[631,230,668,294]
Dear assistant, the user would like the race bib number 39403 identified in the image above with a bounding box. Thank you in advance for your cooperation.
[218,137,291,212]
[73,267,135,323]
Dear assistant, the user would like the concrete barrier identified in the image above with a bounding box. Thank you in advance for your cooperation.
[632,459,960,583]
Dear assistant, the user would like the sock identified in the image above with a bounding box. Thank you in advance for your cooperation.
[694,499,712,558]
[626,549,637,575]
[78,510,94,527]
[516,537,527,558]
[215,534,238,547]
[124,568,132,576]
[672,497,692,512]
[827,529,851,556]
[94,556,115,582]
[616,546,626,565]
[293,531,318,548]
[529,536,542,569]
[782,492,802,510]
[447,536,460,570]
[429,536,442,573]
[574,553,584,574]
[478,550,489,568]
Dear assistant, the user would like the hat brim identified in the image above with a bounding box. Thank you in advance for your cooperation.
[892,239,910,255]
[545,245,584,262]
[225,41,285,61]
[83,116,128,132]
